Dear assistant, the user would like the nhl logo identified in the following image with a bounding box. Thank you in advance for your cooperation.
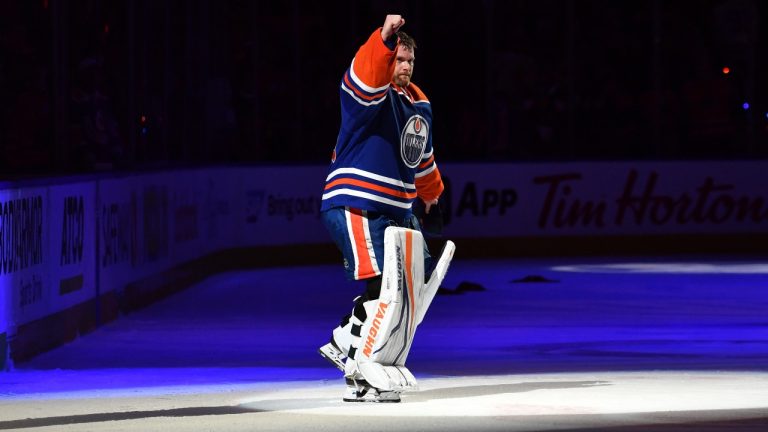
[400,115,428,168]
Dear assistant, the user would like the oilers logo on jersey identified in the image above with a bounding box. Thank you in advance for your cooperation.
[400,115,428,168]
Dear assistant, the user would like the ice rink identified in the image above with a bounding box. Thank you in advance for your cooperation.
[1,256,767,431]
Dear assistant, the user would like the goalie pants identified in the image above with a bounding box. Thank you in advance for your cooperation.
[320,207,433,282]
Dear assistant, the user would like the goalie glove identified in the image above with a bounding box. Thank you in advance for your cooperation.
[412,199,444,238]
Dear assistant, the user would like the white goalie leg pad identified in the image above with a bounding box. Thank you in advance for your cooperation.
[351,227,425,391]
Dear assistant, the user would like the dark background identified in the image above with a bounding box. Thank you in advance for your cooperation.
[1,0,766,176]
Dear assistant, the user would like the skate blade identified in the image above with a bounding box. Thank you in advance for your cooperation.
[343,397,401,403]
[318,348,345,372]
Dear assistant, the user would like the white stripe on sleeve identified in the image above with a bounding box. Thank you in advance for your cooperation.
[349,59,391,93]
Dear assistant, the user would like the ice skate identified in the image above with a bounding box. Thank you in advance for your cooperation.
[318,340,346,372]
[342,377,401,403]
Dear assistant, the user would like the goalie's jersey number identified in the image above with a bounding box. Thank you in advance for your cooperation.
[400,115,428,168]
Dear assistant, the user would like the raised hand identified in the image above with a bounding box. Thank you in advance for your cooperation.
[381,15,405,41]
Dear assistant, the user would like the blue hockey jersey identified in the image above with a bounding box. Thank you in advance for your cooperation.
[320,28,444,220]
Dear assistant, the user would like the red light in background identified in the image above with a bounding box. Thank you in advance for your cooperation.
[104,24,109,34]
[140,115,147,123]
[722,67,730,75]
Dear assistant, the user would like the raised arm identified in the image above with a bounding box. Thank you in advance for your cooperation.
[338,16,406,127]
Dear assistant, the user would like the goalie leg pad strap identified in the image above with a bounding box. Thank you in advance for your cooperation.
[333,277,383,358]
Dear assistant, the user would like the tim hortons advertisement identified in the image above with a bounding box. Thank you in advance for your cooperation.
[439,161,768,238]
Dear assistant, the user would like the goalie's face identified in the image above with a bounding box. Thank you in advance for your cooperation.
[392,45,414,87]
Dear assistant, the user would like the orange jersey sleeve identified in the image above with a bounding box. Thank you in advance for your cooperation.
[350,28,397,91]
[415,162,444,202]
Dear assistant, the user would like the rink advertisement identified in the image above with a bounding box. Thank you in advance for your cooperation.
[98,176,139,294]
[0,187,47,339]
[41,183,97,326]
[199,168,235,253]
[168,168,234,262]
[1,188,48,335]
[440,161,768,238]
[234,165,328,246]
[97,169,233,294]
[0,182,96,330]
[2,161,767,367]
